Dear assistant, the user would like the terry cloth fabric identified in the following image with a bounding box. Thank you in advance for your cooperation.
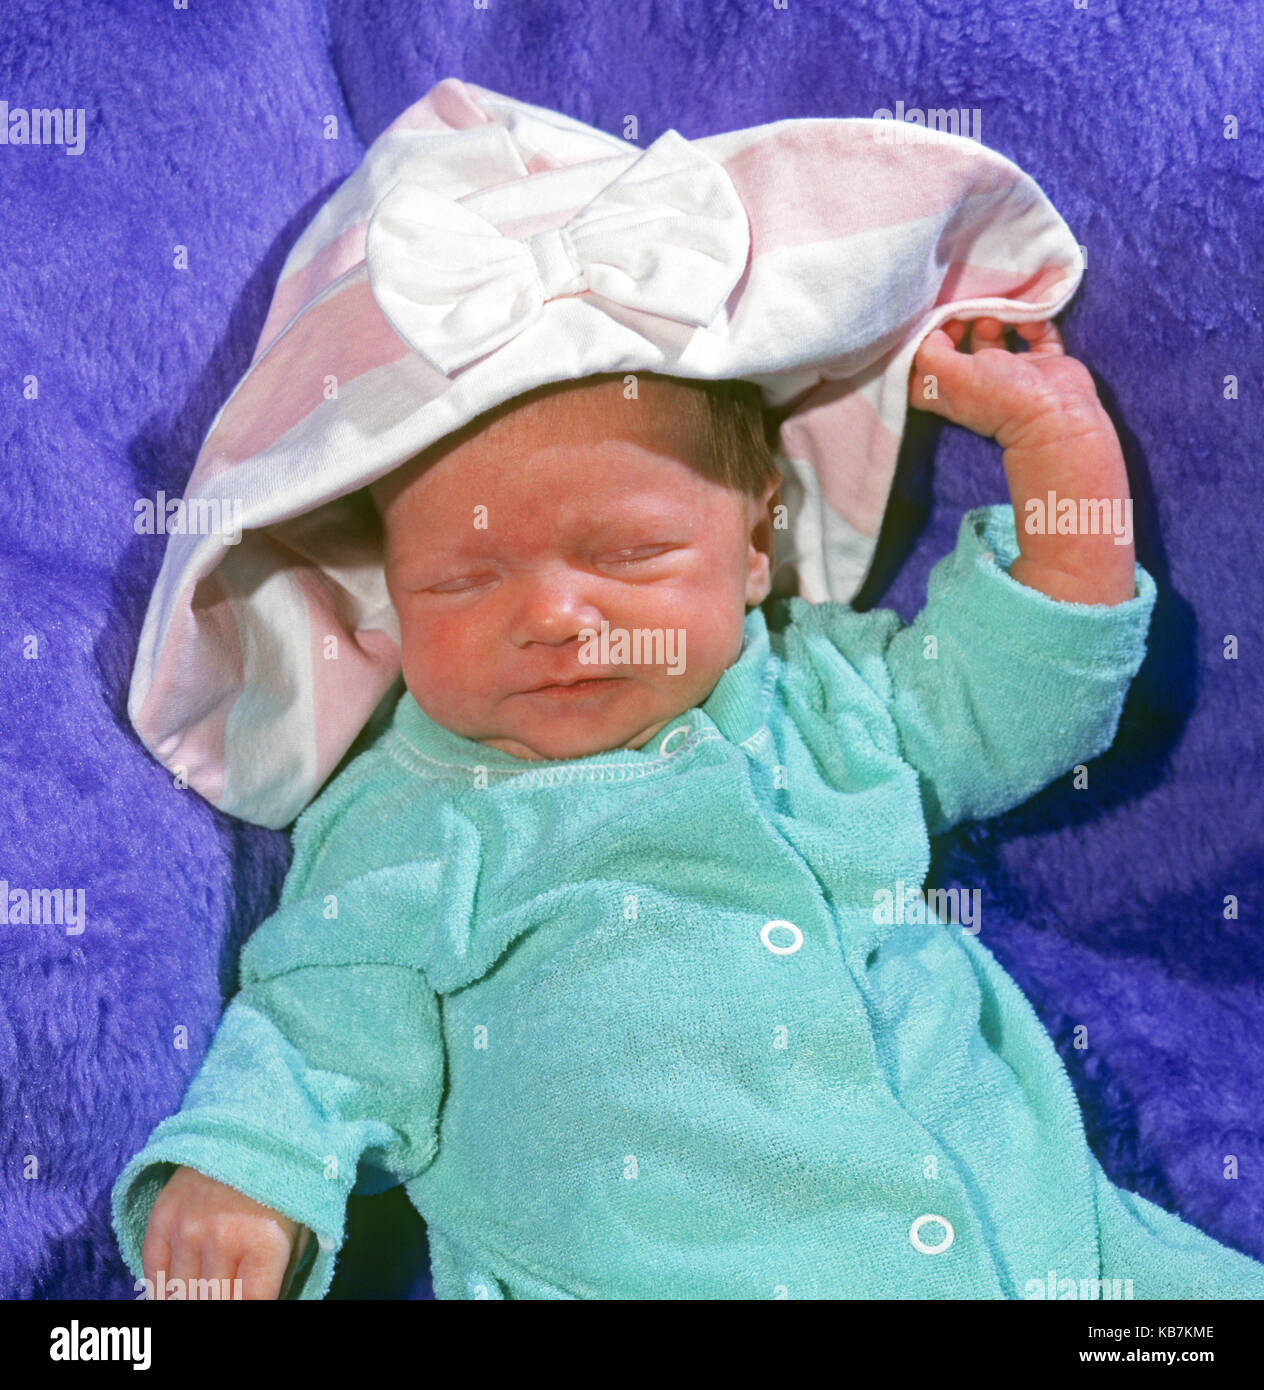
[126,75,1086,829]
[112,505,1264,1299]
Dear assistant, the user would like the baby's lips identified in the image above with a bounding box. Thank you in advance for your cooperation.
[527,671,621,691]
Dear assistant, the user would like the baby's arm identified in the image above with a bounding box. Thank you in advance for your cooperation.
[142,1165,312,1300]
[910,316,1136,606]
[790,318,1156,834]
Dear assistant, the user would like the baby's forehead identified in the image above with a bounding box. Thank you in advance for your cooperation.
[379,378,713,513]
[398,466,710,551]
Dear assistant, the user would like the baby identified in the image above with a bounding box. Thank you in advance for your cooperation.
[120,317,1264,1300]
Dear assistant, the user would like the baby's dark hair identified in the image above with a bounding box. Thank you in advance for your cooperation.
[583,370,784,500]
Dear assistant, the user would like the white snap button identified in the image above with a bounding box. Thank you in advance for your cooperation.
[658,726,690,757]
[909,1214,954,1255]
[760,919,803,955]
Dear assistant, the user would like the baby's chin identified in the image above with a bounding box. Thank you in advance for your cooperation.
[450,689,689,762]
[475,713,674,763]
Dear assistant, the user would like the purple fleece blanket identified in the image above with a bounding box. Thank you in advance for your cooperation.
[1,0,1260,1299]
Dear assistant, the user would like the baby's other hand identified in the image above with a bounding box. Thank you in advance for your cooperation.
[141,1164,313,1300]
[908,317,1106,449]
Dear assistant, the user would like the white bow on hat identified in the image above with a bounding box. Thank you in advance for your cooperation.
[365,131,751,374]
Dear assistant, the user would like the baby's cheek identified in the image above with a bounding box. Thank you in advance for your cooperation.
[399,620,463,703]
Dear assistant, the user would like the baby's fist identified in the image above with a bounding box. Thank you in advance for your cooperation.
[141,1164,313,1300]
[909,317,1104,449]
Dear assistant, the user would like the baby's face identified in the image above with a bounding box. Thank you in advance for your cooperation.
[374,377,779,762]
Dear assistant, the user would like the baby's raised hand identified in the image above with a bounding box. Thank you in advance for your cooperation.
[142,1163,313,1300]
[908,314,1136,607]
[908,316,1105,449]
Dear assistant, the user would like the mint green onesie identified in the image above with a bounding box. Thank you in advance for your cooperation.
[111,504,1264,1299]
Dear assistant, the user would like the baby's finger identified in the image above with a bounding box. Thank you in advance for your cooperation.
[908,329,958,409]
[165,1237,201,1300]
[199,1241,244,1300]
[235,1227,294,1300]
[939,317,969,347]
[234,1249,288,1301]
[967,317,1008,350]
[139,1226,172,1299]
[1016,319,1065,355]
[914,327,955,362]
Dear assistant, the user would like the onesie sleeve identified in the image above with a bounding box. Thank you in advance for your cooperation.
[787,503,1157,836]
[110,768,447,1301]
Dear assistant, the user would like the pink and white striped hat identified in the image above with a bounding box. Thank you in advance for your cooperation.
[129,76,1083,827]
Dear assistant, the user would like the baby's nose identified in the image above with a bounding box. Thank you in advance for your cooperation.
[510,569,605,644]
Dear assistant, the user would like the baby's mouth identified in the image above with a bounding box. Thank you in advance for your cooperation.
[524,676,622,695]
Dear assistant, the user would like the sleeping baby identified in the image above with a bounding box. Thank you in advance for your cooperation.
[117,337,1264,1300]
[111,79,1264,1299]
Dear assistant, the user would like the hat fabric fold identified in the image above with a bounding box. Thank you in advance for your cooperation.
[129,76,1084,827]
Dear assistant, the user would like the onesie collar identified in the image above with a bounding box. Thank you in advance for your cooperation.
[387,603,774,776]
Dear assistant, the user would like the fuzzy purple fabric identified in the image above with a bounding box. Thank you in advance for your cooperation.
[1,0,1259,1299]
